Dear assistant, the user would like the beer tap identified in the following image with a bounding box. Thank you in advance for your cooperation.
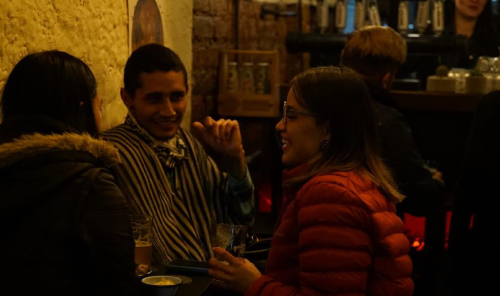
[354,0,366,30]
[367,0,381,26]
[335,0,347,33]
[432,0,445,36]
[416,0,430,35]
[317,0,330,34]
[398,1,409,35]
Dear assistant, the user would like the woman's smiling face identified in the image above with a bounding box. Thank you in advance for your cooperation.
[275,88,329,168]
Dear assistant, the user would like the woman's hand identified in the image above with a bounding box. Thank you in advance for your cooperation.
[208,247,262,294]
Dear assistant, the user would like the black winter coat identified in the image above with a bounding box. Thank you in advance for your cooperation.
[450,91,500,296]
[368,84,446,217]
[0,116,139,296]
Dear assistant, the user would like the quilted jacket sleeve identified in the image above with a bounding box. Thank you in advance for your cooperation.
[247,181,374,296]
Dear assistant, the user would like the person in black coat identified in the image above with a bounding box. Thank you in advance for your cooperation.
[341,26,446,217]
[0,51,139,295]
[450,90,500,296]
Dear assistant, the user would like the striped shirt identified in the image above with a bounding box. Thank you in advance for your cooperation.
[102,116,254,263]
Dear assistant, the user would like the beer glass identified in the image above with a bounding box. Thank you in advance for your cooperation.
[131,214,153,266]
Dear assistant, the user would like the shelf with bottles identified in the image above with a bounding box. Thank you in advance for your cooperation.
[218,50,280,118]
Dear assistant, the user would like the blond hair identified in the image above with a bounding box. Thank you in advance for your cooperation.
[341,26,407,81]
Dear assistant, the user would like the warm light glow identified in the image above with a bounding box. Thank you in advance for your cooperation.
[258,183,273,213]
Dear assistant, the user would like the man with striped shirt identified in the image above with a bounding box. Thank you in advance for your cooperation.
[103,44,254,264]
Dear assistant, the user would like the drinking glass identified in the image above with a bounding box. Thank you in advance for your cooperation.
[131,214,153,266]
[213,223,248,259]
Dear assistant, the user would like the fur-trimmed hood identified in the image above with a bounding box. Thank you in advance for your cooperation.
[0,133,121,208]
[0,133,120,171]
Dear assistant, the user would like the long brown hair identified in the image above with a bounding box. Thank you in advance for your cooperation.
[289,66,404,203]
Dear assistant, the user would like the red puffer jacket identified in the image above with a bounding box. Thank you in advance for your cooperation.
[246,168,413,296]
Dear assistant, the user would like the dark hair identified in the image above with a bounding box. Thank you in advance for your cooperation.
[1,50,98,136]
[290,66,404,203]
[445,0,500,57]
[124,43,188,96]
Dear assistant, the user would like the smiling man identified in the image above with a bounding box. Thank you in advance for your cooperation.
[103,44,254,264]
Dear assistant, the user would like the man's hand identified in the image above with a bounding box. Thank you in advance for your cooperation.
[192,116,246,180]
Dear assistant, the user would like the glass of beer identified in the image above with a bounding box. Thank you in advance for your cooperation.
[131,214,153,266]
[213,223,248,260]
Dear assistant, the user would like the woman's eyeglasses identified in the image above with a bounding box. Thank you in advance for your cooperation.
[282,101,317,126]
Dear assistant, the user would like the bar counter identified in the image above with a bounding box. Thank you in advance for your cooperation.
[391,91,483,113]
[281,85,483,113]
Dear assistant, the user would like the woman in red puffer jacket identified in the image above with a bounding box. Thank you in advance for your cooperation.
[208,66,413,296]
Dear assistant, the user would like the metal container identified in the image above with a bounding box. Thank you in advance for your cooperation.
[491,57,500,73]
[448,68,469,94]
[476,56,491,73]
[141,276,182,296]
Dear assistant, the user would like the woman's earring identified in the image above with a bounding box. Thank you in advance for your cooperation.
[320,140,329,150]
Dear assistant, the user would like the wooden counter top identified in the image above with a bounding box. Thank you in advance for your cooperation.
[391,91,482,113]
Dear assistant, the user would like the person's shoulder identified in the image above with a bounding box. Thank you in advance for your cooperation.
[298,172,367,206]
[302,172,394,212]
[101,124,144,150]
[83,166,128,205]
[102,123,132,138]
[374,101,411,138]
[373,100,405,123]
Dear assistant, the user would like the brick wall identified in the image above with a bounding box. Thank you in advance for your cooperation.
[192,0,307,123]
[0,0,193,131]
[192,0,310,215]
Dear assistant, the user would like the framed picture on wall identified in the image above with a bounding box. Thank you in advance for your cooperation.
[127,0,165,54]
